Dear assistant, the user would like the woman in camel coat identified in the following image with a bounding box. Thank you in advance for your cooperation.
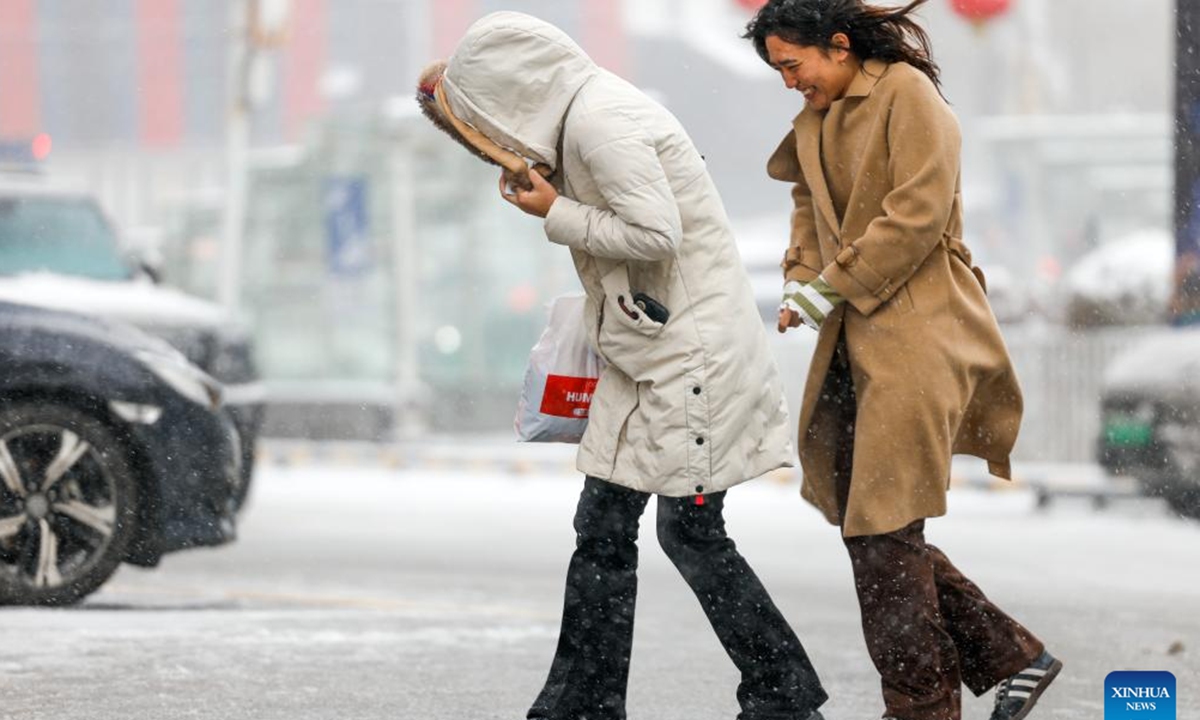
[765,41,1020,541]
[746,1,1061,719]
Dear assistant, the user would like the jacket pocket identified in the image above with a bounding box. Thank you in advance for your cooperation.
[883,284,915,315]
[598,264,667,339]
[597,264,666,379]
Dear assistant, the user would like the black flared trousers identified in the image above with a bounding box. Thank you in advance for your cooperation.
[528,476,827,720]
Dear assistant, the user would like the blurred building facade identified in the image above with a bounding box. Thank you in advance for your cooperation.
[0,0,1180,441]
[3,0,1175,222]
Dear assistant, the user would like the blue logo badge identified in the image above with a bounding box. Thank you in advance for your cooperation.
[1106,671,1176,719]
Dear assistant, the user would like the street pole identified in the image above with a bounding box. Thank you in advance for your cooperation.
[383,0,433,442]
[1173,0,1200,322]
[389,129,425,441]
[219,0,252,315]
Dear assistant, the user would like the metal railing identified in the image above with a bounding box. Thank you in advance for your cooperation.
[767,323,1161,465]
[1003,324,1159,462]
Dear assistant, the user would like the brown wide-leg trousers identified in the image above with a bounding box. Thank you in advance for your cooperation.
[824,342,1042,720]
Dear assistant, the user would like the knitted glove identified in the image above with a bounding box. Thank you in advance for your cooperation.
[781,275,844,330]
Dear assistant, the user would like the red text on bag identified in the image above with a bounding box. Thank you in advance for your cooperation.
[540,375,599,418]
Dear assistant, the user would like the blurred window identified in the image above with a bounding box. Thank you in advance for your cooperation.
[0,197,130,280]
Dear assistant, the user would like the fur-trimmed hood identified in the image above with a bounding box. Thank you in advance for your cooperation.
[439,11,599,171]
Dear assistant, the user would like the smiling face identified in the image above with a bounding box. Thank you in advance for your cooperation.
[765,34,858,111]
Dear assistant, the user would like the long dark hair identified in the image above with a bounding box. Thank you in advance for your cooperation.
[743,0,941,92]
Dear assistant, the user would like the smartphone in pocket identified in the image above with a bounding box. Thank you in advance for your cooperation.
[632,292,670,324]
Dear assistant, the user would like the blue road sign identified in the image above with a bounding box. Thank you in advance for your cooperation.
[324,176,370,276]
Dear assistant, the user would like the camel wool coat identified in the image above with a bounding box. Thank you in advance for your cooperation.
[442,12,793,495]
[768,59,1023,537]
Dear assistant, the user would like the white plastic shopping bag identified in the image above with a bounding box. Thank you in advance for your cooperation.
[515,294,605,443]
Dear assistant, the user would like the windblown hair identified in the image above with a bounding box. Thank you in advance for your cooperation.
[743,0,941,93]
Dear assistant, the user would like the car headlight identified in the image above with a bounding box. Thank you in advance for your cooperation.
[209,335,257,384]
[135,349,223,409]
[147,326,214,369]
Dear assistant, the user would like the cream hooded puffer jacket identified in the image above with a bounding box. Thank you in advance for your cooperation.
[442,12,792,495]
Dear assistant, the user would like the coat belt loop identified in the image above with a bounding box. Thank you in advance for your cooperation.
[942,233,972,267]
[835,245,859,268]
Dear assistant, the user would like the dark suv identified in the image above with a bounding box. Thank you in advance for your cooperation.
[0,300,240,604]
[0,181,262,508]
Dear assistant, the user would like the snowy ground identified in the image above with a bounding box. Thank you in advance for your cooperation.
[1,458,1198,720]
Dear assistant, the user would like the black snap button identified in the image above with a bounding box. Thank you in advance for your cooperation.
[692,386,701,395]
[695,485,704,493]
[695,437,704,446]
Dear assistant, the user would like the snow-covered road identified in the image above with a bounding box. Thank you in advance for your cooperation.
[1,461,1197,719]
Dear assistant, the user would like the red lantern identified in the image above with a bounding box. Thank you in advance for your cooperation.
[735,0,769,12]
[949,0,1012,25]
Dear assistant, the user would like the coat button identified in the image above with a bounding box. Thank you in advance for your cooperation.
[695,437,705,446]
[692,386,702,395]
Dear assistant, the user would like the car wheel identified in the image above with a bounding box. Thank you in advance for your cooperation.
[0,403,137,605]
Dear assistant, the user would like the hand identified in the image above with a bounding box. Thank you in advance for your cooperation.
[777,307,801,334]
[780,276,844,331]
[499,167,558,218]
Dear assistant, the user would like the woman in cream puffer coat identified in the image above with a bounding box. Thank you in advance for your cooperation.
[420,12,827,720]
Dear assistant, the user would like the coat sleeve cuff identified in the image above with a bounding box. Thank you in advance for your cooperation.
[784,266,821,284]
[782,246,821,284]
[820,245,894,316]
[543,197,588,250]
